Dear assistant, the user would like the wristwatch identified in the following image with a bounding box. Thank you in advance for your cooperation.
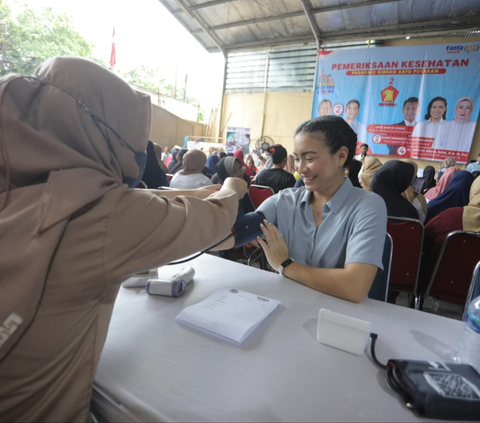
[278,258,295,276]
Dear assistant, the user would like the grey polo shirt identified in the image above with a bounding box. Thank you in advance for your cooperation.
[257,178,387,270]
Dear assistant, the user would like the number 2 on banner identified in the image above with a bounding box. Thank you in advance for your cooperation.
[389,78,394,85]
[333,103,344,116]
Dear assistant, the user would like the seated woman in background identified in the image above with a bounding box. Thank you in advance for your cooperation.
[152,143,169,173]
[212,157,254,215]
[421,165,437,194]
[400,159,428,223]
[164,147,178,168]
[0,57,247,422]
[168,148,188,174]
[253,116,387,303]
[234,150,255,179]
[425,170,475,224]
[436,157,457,182]
[142,140,169,188]
[424,165,459,201]
[205,152,220,176]
[370,160,419,219]
[245,154,258,176]
[254,145,296,193]
[170,149,213,189]
[359,157,382,190]
[418,177,480,294]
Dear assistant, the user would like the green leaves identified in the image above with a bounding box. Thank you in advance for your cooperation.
[0,3,94,76]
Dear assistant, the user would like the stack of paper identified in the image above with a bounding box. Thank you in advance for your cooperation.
[176,288,281,344]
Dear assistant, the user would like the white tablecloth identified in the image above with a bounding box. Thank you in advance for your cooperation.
[92,254,464,422]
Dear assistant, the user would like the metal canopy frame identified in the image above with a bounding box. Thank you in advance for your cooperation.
[158,0,480,53]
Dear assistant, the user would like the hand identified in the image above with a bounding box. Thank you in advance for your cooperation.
[222,177,248,198]
[257,220,289,271]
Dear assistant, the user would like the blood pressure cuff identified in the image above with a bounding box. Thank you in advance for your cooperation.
[385,359,480,420]
[232,211,265,248]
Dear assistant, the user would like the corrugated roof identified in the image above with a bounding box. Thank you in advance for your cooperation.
[157,0,480,53]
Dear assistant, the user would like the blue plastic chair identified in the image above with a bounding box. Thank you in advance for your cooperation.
[368,233,393,302]
[462,261,480,321]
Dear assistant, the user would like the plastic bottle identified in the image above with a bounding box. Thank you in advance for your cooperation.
[457,295,480,371]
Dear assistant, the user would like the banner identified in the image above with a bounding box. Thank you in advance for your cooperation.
[226,127,251,155]
[312,43,480,163]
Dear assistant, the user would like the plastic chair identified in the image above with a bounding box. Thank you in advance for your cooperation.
[422,231,480,308]
[368,233,393,302]
[386,217,424,306]
[248,184,275,210]
[462,261,480,321]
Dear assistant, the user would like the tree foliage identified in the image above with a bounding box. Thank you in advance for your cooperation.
[0,3,95,75]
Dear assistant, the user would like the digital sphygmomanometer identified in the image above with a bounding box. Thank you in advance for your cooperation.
[122,267,195,297]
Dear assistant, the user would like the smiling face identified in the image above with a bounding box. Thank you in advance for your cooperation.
[429,100,446,122]
[403,101,419,123]
[455,100,473,122]
[293,131,347,198]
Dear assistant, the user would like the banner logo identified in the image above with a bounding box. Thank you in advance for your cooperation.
[465,45,479,54]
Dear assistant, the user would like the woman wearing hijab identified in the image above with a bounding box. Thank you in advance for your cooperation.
[153,143,169,173]
[421,165,436,194]
[419,177,480,295]
[425,171,475,224]
[212,157,254,215]
[346,159,362,188]
[437,157,457,181]
[168,148,188,174]
[400,159,428,223]
[359,157,382,190]
[424,165,460,200]
[142,141,169,188]
[370,160,419,219]
[205,152,220,176]
[435,97,477,152]
[165,147,178,169]
[233,150,254,179]
[170,149,212,189]
[0,57,247,422]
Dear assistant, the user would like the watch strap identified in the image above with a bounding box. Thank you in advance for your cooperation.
[278,258,295,275]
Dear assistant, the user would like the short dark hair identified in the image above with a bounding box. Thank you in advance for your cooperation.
[403,97,419,107]
[425,96,447,120]
[361,143,369,149]
[267,144,287,165]
[346,99,360,109]
[295,116,357,168]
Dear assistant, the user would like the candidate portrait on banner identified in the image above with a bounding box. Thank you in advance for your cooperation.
[311,43,480,163]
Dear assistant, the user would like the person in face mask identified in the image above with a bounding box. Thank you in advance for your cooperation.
[0,57,247,422]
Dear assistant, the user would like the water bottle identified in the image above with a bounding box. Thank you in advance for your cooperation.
[457,295,480,371]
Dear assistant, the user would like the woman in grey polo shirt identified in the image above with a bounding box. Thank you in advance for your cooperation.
[255,116,387,303]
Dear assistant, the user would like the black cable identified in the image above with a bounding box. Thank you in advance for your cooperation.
[370,333,387,370]
[168,231,235,265]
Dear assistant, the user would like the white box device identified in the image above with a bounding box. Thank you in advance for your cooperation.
[317,308,371,355]
[145,267,195,297]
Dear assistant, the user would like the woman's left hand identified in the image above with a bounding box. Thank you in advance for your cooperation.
[257,220,289,271]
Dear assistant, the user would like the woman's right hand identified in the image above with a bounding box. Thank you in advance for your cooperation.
[222,177,248,198]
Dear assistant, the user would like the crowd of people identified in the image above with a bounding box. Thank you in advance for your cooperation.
[0,57,479,422]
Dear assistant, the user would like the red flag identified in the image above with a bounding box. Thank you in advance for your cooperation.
[110,27,116,68]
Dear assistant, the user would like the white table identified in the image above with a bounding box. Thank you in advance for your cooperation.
[92,254,465,422]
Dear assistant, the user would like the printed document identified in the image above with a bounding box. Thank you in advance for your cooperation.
[176,288,280,344]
